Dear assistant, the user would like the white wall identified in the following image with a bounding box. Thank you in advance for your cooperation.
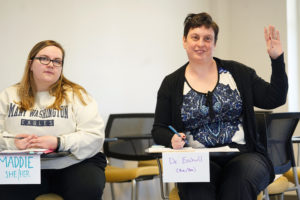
[0,0,290,121]
[0,0,211,123]
[213,0,288,112]
[0,0,211,199]
[0,0,293,199]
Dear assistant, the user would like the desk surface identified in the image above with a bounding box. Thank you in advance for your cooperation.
[41,151,70,158]
[115,134,152,140]
[292,136,300,143]
[146,146,240,160]
[146,146,239,153]
[1,137,116,158]
[104,137,118,142]
[43,137,117,158]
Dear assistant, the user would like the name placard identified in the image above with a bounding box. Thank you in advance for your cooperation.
[0,154,41,184]
[162,151,209,182]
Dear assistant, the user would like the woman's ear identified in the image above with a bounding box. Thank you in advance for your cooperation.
[28,60,32,70]
[183,36,187,49]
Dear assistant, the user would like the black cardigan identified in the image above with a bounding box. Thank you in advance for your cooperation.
[152,54,288,156]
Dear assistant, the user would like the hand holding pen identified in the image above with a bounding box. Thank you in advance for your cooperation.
[168,125,188,149]
[3,134,37,150]
[3,136,25,139]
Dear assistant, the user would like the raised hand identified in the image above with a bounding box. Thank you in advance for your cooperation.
[264,25,283,59]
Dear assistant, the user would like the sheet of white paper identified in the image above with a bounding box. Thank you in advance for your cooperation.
[195,146,239,152]
[0,154,41,184]
[146,145,239,153]
[0,149,47,154]
[146,147,194,153]
[162,151,210,182]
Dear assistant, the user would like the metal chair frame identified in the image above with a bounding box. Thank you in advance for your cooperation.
[104,113,158,200]
[255,112,300,200]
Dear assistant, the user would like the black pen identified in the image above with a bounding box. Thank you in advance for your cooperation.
[3,136,25,139]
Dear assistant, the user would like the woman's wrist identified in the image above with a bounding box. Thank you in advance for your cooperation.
[271,52,284,62]
[55,137,61,152]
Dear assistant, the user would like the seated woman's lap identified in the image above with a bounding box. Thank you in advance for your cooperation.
[177,160,223,200]
[51,152,107,200]
[177,152,271,200]
[219,152,271,198]
[0,152,107,200]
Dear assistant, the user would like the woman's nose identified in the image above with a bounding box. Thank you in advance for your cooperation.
[47,61,55,68]
[196,38,204,46]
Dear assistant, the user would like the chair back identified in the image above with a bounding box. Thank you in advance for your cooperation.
[104,113,155,161]
[255,112,300,174]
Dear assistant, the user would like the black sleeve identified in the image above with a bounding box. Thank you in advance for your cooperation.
[151,76,174,147]
[252,53,288,109]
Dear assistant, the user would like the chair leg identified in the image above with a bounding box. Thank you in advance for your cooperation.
[157,158,169,200]
[264,188,270,200]
[280,193,284,200]
[135,181,139,200]
[297,143,300,166]
[110,183,115,200]
[164,183,169,195]
[292,167,300,200]
[131,179,136,200]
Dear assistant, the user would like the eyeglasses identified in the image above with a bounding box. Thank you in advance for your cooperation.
[32,56,63,67]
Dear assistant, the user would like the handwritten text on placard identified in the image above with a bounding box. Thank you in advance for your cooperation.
[0,154,41,184]
[162,151,209,182]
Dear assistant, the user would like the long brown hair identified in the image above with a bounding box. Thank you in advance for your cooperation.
[17,40,87,110]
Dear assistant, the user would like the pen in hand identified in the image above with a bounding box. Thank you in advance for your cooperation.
[3,136,25,140]
[168,125,181,137]
[168,125,188,145]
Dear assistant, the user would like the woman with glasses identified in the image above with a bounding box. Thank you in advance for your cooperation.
[151,13,288,200]
[0,40,106,200]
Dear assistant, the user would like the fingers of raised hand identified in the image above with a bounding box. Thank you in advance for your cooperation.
[266,25,280,41]
[264,27,269,41]
[275,30,280,41]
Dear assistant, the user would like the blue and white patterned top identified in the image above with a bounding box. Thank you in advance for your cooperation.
[181,67,245,148]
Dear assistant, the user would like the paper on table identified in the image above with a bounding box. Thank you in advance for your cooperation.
[198,146,239,152]
[0,149,49,154]
[146,147,193,153]
[146,145,239,153]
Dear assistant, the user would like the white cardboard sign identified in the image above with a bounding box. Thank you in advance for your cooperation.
[0,154,41,184]
[162,151,209,182]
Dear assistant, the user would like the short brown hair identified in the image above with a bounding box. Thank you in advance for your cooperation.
[183,12,219,44]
